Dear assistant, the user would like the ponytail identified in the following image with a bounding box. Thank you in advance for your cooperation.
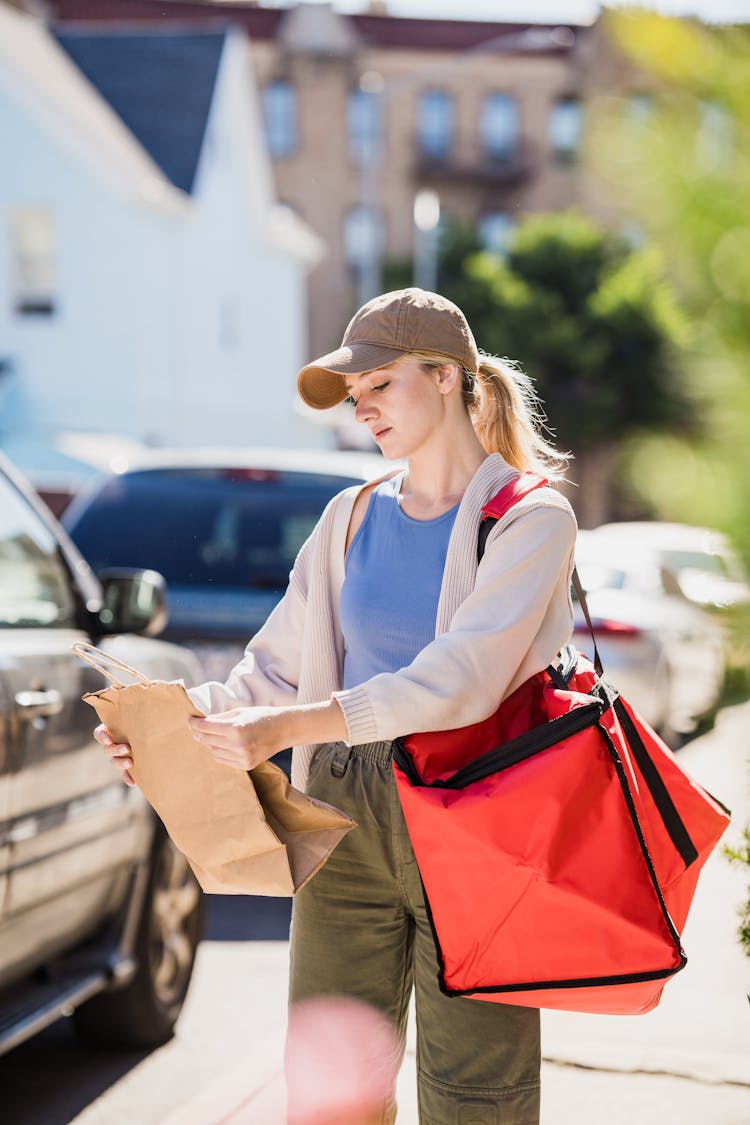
[469,355,570,481]
[409,350,570,482]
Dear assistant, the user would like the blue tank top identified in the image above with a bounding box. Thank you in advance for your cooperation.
[341,474,460,690]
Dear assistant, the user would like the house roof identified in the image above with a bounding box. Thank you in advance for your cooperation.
[55,27,227,193]
[51,0,582,55]
[0,4,185,210]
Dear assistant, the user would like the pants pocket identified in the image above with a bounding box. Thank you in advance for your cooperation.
[305,743,334,792]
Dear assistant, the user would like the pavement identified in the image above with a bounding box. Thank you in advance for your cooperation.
[162,703,750,1125]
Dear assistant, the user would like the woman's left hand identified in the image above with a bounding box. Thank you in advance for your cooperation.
[189,706,290,771]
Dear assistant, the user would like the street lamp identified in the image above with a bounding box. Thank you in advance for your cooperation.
[413,189,441,292]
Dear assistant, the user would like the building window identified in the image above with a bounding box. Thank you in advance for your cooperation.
[548,96,582,161]
[262,80,297,158]
[480,93,519,161]
[417,90,454,161]
[343,205,383,275]
[478,212,515,256]
[11,208,56,316]
[347,88,383,165]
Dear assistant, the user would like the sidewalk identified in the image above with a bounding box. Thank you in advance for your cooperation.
[164,969,750,1125]
[166,705,750,1125]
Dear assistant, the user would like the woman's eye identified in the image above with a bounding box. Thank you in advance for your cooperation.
[374,382,389,392]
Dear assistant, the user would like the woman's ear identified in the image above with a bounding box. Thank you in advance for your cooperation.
[435,363,461,396]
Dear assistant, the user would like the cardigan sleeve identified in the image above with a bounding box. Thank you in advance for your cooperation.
[332,502,577,745]
[186,523,313,716]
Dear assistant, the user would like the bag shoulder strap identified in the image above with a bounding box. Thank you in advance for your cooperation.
[477,471,549,562]
[477,471,603,676]
[481,470,550,521]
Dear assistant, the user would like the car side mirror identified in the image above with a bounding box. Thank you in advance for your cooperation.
[97,568,169,637]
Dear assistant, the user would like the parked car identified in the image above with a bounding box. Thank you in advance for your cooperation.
[0,451,205,1057]
[63,447,395,682]
[589,521,750,690]
[573,529,726,745]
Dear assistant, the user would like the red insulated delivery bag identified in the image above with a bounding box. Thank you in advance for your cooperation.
[392,473,731,1015]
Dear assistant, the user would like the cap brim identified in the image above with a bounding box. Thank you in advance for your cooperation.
[297,342,408,409]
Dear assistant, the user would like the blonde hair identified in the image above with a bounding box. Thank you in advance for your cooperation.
[408,351,570,482]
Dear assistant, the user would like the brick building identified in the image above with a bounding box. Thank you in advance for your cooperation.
[47,1,641,362]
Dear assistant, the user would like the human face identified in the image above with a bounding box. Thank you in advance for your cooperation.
[344,356,447,459]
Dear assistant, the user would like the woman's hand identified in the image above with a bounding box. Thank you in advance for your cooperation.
[94,724,136,787]
[189,699,348,772]
[189,706,291,771]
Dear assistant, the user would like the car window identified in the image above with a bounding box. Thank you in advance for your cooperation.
[0,472,76,627]
[66,469,362,591]
[662,548,736,580]
[573,562,626,597]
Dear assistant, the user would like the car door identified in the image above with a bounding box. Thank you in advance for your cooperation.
[0,466,146,986]
[0,669,10,923]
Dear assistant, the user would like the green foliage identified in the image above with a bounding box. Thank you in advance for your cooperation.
[597,10,750,563]
[724,827,750,958]
[422,211,693,454]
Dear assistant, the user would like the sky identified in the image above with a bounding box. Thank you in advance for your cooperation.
[273,0,750,25]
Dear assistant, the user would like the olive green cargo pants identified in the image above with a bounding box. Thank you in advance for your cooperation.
[289,741,541,1125]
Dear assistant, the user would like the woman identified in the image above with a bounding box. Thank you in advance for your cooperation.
[97,287,577,1124]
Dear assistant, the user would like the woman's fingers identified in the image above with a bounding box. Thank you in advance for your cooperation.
[94,724,130,758]
[209,749,251,767]
[94,724,134,781]
[93,723,112,747]
[190,717,243,743]
[191,730,238,751]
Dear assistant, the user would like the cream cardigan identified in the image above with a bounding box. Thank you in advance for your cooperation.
[188,454,577,791]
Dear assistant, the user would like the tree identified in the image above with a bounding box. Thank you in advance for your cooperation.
[387,211,693,527]
[590,10,750,559]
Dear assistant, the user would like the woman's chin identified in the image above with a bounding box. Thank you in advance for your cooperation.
[374,430,397,454]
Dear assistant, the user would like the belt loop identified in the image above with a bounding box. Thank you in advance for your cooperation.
[330,745,351,777]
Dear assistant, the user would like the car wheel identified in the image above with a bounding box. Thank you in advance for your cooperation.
[73,824,204,1049]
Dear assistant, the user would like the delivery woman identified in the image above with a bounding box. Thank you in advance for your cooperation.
[97,287,577,1124]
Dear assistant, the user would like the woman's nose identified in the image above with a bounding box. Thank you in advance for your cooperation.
[355,396,377,423]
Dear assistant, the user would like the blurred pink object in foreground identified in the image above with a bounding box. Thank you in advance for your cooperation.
[285,995,402,1125]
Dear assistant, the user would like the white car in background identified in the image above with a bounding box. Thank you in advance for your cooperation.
[591,522,750,612]
[573,528,727,745]
[590,522,750,689]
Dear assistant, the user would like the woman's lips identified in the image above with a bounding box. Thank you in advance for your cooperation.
[373,427,391,440]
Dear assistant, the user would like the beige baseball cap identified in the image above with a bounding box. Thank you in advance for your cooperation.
[297,287,481,410]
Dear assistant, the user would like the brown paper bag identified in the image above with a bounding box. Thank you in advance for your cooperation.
[74,643,355,896]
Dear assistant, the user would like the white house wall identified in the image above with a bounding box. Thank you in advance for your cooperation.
[0,18,323,476]
[0,90,182,451]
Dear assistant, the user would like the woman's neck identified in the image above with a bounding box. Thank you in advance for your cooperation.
[401,430,489,518]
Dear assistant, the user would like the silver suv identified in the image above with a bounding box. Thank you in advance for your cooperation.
[0,453,204,1056]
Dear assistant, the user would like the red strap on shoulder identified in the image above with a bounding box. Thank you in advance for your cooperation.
[481,471,549,522]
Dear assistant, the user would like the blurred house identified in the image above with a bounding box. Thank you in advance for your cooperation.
[46,0,611,363]
[0,4,323,489]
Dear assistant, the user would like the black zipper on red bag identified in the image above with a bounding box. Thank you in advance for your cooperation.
[392,699,604,790]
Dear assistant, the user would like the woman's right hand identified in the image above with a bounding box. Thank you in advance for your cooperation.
[94,724,136,787]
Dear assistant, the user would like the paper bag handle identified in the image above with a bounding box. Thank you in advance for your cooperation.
[72,642,151,687]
